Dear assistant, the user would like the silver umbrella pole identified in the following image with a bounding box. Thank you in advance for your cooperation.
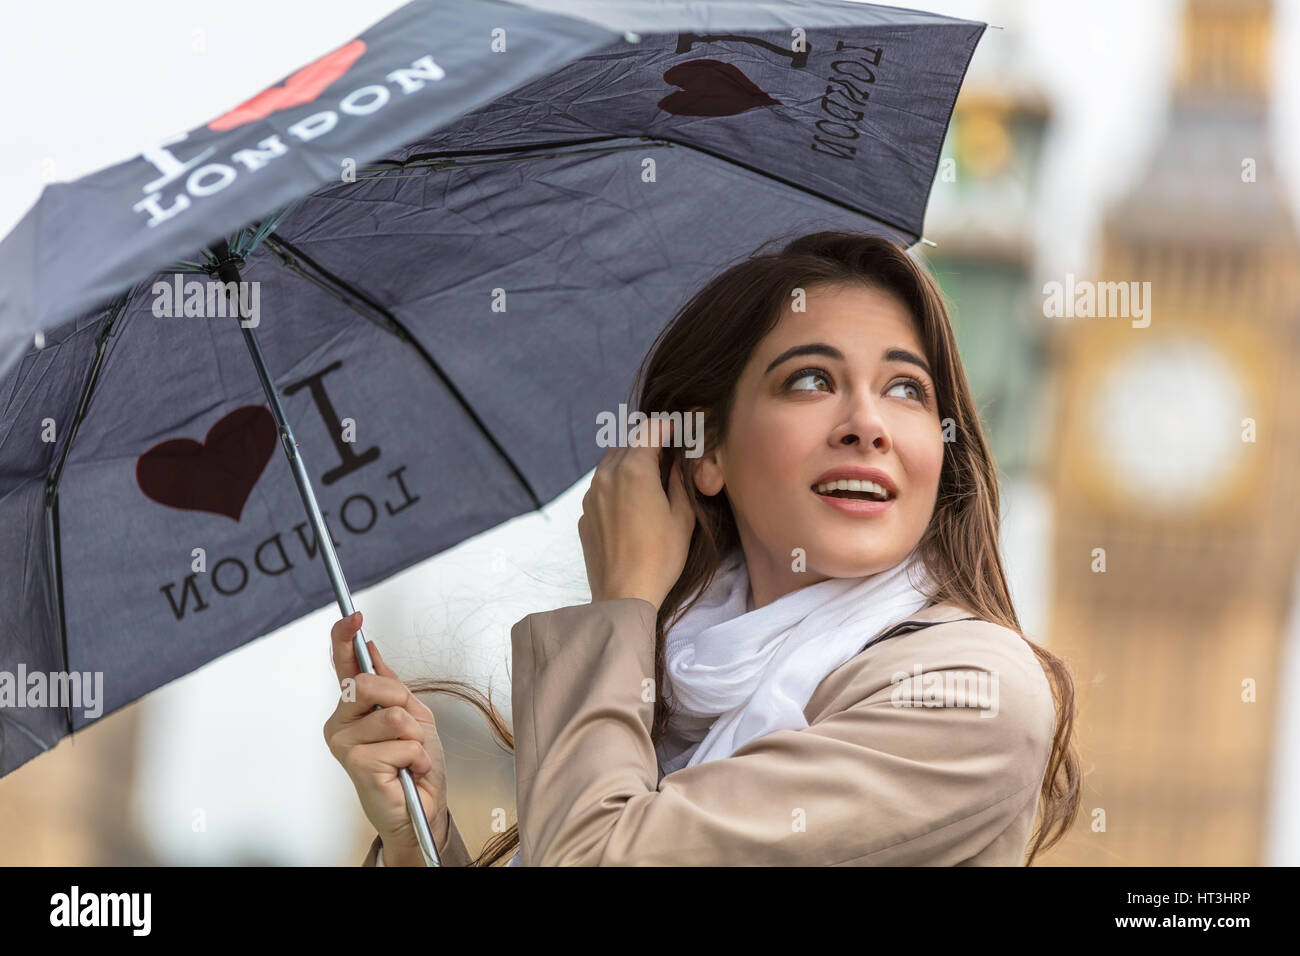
[211,240,441,867]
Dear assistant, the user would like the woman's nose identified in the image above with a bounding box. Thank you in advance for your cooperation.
[831,397,890,451]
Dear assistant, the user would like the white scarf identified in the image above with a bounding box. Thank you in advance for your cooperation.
[505,545,934,865]
[655,546,936,775]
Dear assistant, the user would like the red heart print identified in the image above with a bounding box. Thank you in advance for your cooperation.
[136,405,277,521]
[658,59,781,117]
[207,39,367,132]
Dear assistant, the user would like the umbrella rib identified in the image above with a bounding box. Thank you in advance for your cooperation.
[261,232,543,511]
[43,288,134,739]
[357,134,918,243]
[368,133,627,166]
[260,236,405,339]
[654,135,919,242]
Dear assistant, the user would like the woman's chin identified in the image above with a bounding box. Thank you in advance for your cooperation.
[804,551,898,580]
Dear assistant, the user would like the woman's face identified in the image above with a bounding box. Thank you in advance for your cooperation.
[694,281,944,608]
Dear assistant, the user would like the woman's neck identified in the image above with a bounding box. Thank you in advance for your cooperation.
[740,544,830,609]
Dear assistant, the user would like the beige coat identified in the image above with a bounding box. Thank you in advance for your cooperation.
[362,596,1057,866]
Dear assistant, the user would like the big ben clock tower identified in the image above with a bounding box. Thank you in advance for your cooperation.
[1044,0,1300,865]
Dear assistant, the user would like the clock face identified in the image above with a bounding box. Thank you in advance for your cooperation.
[1088,337,1248,511]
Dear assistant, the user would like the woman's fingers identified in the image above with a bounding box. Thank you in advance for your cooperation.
[330,611,364,684]
[368,639,398,680]
[330,703,425,755]
[336,671,430,723]
[331,613,402,685]
[347,738,433,781]
[322,612,449,847]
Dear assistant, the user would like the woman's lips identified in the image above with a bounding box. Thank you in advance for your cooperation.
[812,489,895,516]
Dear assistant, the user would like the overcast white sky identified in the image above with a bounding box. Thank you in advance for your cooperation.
[2,0,1296,865]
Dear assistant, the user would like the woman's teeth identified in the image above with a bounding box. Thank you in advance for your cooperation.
[814,479,892,500]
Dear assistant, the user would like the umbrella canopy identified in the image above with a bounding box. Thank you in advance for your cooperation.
[0,0,986,776]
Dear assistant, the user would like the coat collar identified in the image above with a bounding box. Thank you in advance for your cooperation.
[801,598,986,723]
[863,598,981,643]
[907,599,981,625]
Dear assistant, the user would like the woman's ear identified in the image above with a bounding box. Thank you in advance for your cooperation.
[693,455,724,496]
[689,410,725,496]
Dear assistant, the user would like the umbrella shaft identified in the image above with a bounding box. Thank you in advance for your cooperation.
[238,322,352,614]
[230,283,441,868]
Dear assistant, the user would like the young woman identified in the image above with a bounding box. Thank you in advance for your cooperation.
[323,230,1082,867]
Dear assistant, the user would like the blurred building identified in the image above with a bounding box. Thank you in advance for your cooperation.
[919,3,1053,478]
[0,699,155,865]
[1045,0,1300,864]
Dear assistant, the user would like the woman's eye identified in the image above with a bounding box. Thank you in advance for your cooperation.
[786,369,831,392]
[888,378,928,403]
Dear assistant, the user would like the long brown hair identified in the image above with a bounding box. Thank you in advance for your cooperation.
[405,229,1081,866]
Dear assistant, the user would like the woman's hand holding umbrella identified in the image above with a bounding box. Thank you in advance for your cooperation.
[323,611,451,867]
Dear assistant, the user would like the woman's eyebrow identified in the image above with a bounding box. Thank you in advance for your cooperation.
[763,343,932,378]
[883,346,932,378]
[764,343,843,375]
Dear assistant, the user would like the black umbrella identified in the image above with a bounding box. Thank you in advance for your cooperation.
[0,0,987,863]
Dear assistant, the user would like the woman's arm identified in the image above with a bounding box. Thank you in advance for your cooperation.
[512,597,1057,866]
